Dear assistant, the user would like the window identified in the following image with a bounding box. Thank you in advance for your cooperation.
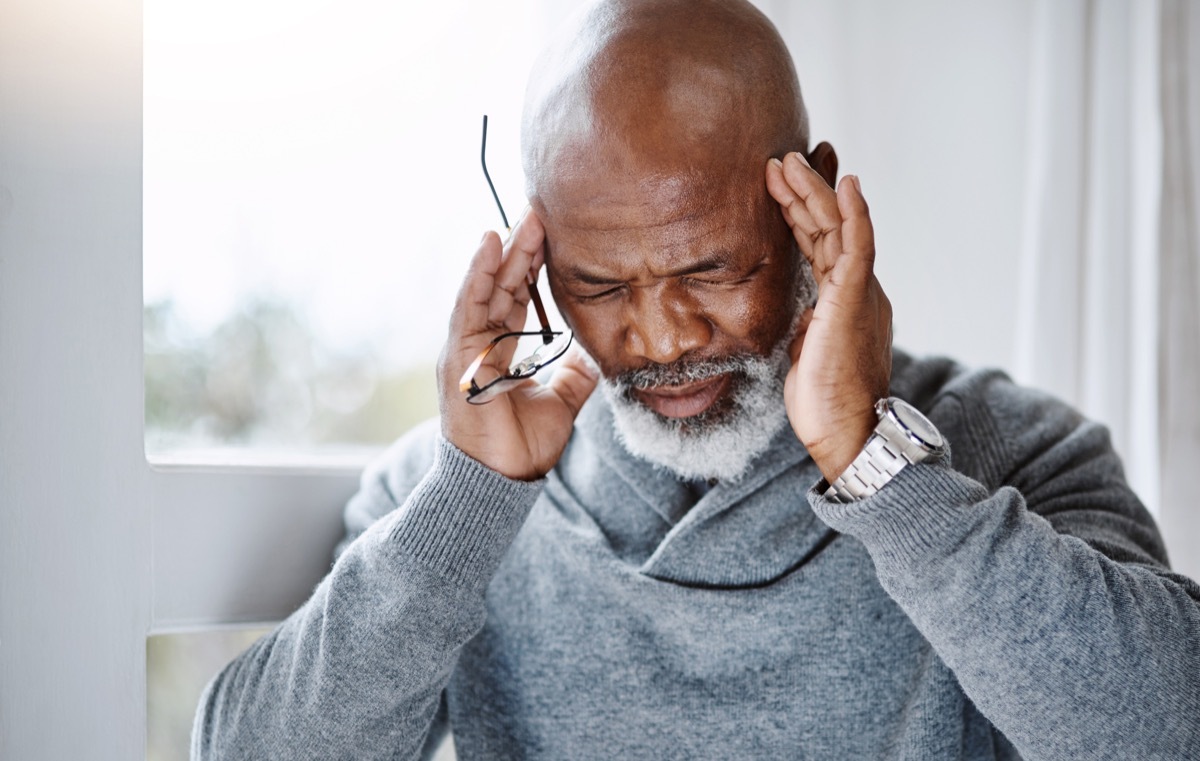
[144,0,576,455]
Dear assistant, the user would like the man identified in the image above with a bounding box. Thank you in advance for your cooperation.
[193,1,1200,758]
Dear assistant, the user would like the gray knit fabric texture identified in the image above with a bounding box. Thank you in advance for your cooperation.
[192,350,1200,760]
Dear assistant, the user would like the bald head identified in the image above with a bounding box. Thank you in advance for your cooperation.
[521,0,808,214]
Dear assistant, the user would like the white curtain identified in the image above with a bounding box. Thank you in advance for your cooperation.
[1015,0,1199,574]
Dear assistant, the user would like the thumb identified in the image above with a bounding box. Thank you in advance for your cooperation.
[547,347,599,418]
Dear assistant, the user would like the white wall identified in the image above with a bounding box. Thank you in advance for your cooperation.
[758,0,1033,374]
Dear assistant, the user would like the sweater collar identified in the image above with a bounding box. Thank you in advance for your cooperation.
[551,348,921,587]
[560,391,828,588]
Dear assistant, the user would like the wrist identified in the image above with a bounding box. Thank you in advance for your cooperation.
[387,435,545,589]
[821,397,947,503]
[810,413,878,483]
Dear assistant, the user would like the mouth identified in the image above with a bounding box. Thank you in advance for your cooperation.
[630,374,732,419]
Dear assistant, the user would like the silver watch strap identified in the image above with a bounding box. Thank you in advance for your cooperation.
[824,431,912,503]
[822,398,944,503]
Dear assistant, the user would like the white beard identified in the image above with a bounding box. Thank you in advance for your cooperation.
[600,341,793,483]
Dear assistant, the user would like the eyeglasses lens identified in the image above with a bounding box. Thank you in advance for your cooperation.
[466,332,574,405]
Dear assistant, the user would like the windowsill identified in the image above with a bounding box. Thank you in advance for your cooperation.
[146,446,380,475]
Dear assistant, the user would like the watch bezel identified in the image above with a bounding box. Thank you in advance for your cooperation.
[883,398,944,451]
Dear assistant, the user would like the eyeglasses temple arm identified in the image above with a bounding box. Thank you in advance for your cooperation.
[481,115,510,230]
[483,115,553,344]
[525,273,555,343]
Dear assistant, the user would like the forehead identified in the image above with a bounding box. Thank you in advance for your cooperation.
[536,158,773,275]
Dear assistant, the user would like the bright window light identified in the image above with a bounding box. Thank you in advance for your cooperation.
[144,0,578,454]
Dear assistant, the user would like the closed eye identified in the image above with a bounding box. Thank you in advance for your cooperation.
[684,275,750,287]
[696,258,768,286]
[683,264,760,288]
[575,286,624,302]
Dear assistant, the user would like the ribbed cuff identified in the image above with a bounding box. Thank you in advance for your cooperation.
[808,462,990,567]
[387,436,545,591]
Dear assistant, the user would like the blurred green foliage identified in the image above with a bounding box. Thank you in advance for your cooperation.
[144,297,438,451]
[147,628,271,761]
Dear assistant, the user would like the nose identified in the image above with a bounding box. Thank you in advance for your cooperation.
[623,284,712,365]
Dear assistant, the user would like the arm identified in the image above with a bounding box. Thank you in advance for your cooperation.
[765,153,1199,757]
[808,375,1200,759]
[191,433,543,760]
[192,211,597,759]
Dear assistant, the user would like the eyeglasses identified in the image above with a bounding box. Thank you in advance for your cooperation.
[458,115,573,404]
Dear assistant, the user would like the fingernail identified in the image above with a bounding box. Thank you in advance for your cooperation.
[770,157,783,168]
[791,152,811,167]
[852,175,862,193]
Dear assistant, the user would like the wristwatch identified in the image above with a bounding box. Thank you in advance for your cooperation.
[824,397,945,503]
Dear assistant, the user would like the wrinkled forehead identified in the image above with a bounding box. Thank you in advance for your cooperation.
[534,131,765,228]
[531,145,784,289]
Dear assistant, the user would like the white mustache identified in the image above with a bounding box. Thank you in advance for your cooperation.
[608,355,761,395]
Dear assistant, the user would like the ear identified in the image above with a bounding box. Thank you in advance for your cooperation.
[807,142,839,188]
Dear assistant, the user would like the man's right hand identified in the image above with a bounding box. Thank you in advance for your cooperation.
[438,208,598,481]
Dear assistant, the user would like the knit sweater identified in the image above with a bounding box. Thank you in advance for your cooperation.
[192,350,1200,760]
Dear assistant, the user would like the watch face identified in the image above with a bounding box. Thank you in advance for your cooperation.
[891,399,944,448]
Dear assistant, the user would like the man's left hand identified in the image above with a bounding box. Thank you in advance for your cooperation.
[765,153,893,483]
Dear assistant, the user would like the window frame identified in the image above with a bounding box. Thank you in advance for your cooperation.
[0,2,361,757]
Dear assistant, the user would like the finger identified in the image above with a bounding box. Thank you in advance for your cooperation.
[546,347,599,419]
[496,208,545,295]
[780,152,843,276]
[765,158,819,264]
[836,175,876,268]
[489,210,546,327]
[451,231,504,337]
[529,244,546,277]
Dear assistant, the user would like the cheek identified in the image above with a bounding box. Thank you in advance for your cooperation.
[703,231,799,349]
[561,301,629,374]
[711,211,800,348]
[703,278,794,350]
[547,278,625,372]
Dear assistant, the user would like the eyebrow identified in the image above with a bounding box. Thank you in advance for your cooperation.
[562,252,733,285]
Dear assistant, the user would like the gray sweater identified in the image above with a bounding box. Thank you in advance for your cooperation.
[192,350,1200,759]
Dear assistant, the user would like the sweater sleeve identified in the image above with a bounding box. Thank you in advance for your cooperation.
[191,431,543,760]
[808,375,1200,760]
